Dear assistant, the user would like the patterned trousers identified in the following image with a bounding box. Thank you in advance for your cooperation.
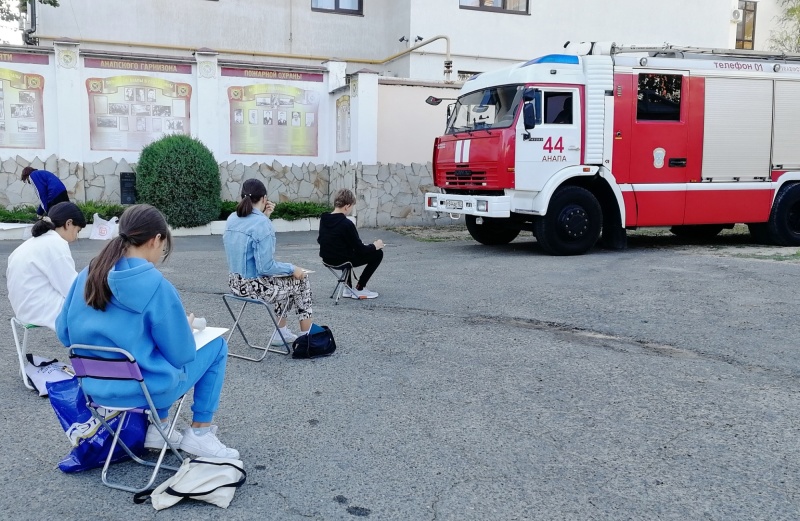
[228,273,313,321]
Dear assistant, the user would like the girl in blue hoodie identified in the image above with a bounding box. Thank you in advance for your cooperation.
[56,204,238,459]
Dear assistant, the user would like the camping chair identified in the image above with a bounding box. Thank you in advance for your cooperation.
[68,345,187,494]
[10,317,42,390]
[222,293,291,361]
[322,261,359,305]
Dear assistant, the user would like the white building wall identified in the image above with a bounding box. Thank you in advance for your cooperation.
[31,0,770,82]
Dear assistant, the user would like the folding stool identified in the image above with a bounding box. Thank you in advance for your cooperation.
[68,344,187,493]
[222,293,291,361]
[322,261,359,304]
[10,317,41,390]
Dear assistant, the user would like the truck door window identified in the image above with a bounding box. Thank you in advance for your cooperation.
[544,92,573,124]
[637,73,682,121]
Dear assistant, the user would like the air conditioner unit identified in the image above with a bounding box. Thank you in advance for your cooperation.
[731,8,743,23]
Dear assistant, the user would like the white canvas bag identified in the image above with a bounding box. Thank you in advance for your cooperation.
[135,457,246,510]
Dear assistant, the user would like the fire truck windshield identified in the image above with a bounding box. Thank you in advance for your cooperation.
[446,85,524,134]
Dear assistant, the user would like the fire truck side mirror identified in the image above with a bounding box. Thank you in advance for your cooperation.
[522,88,539,130]
[447,103,453,119]
[523,102,537,130]
[425,96,443,106]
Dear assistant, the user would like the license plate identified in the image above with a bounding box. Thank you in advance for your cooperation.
[445,200,463,210]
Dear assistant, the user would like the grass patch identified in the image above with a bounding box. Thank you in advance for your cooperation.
[0,205,38,223]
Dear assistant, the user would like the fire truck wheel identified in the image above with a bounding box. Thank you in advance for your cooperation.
[668,225,724,240]
[465,215,520,245]
[534,185,602,256]
[768,183,800,246]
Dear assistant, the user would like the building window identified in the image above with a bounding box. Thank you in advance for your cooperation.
[459,0,528,14]
[312,0,362,15]
[637,74,682,121]
[735,1,757,50]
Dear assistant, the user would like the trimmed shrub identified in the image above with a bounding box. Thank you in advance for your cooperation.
[272,201,332,221]
[80,200,125,223]
[136,135,221,228]
[0,205,38,223]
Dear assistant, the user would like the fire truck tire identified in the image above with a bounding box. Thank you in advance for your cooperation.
[668,225,724,240]
[767,184,800,246]
[534,186,602,256]
[465,215,520,245]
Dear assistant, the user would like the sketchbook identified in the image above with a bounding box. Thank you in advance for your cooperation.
[193,326,229,350]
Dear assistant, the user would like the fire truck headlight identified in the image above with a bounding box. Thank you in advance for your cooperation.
[427,196,436,207]
[477,200,488,212]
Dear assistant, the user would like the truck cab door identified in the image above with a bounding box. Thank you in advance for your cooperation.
[515,87,583,192]
[626,71,691,226]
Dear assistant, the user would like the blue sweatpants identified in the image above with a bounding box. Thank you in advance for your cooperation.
[155,337,229,423]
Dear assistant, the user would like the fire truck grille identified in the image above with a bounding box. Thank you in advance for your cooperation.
[443,171,490,187]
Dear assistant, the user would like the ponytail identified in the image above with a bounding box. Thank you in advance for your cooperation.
[85,237,129,310]
[84,204,171,310]
[236,178,267,217]
[31,216,56,237]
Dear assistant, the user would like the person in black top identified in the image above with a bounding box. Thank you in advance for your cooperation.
[318,189,384,299]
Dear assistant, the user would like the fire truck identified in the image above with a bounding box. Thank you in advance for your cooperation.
[424,43,800,255]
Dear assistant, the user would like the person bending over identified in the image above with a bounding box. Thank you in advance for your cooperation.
[7,202,86,330]
[56,204,238,459]
[223,178,315,346]
[318,188,384,299]
[21,167,70,217]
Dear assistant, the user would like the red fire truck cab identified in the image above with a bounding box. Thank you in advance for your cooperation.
[424,43,800,255]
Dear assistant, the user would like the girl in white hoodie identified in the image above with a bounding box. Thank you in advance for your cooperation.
[6,201,86,330]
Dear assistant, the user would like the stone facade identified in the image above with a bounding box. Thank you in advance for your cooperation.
[1,155,443,227]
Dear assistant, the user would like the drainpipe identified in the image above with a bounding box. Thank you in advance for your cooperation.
[23,0,38,45]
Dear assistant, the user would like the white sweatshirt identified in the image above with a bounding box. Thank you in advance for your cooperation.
[6,230,78,330]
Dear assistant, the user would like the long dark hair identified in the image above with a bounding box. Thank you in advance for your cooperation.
[21,166,35,183]
[236,178,267,217]
[84,204,172,310]
[31,201,86,238]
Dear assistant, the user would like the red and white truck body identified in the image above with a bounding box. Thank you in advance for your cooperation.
[424,44,800,255]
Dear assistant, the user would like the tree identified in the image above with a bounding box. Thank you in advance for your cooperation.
[770,0,800,53]
[1,1,59,22]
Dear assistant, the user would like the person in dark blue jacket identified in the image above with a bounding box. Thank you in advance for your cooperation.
[21,166,69,216]
[56,204,239,459]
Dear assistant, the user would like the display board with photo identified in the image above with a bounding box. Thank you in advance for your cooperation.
[86,75,192,151]
[227,83,319,156]
[0,69,45,149]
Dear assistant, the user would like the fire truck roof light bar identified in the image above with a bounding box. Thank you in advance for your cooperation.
[609,43,800,62]
[522,54,580,67]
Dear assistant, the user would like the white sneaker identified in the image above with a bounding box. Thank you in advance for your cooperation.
[342,286,354,299]
[144,422,183,450]
[270,327,297,346]
[350,287,379,299]
[179,427,240,459]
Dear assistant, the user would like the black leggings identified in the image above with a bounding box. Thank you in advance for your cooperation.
[326,249,384,289]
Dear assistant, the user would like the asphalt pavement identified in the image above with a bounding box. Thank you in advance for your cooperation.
[1,230,799,520]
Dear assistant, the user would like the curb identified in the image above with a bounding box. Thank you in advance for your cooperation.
[0,217,322,241]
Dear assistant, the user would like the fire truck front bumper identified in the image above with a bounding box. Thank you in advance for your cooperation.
[424,193,511,218]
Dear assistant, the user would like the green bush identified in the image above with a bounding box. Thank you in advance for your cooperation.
[80,200,125,223]
[0,202,127,224]
[0,205,37,223]
[219,200,238,220]
[136,135,221,228]
[272,201,332,221]
[218,200,332,221]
